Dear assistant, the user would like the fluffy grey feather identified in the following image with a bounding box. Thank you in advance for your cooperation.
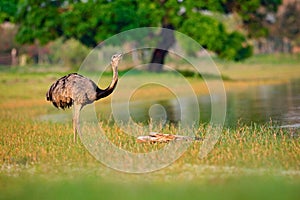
[45,53,122,142]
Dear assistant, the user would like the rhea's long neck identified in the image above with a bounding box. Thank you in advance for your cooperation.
[96,65,118,100]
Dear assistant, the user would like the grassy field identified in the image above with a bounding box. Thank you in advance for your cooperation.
[0,56,300,199]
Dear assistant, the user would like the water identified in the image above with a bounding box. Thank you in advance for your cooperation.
[224,79,300,127]
[127,79,300,127]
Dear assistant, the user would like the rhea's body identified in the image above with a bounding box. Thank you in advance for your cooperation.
[46,53,122,142]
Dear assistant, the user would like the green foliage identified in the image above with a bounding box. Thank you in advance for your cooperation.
[16,0,63,45]
[221,31,253,61]
[181,14,252,61]
[0,0,18,23]
[13,0,282,61]
[60,2,102,47]
[16,0,152,47]
[181,15,226,52]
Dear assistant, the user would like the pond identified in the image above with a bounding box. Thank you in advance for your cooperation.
[225,79,300,127]
[127,79,300,128]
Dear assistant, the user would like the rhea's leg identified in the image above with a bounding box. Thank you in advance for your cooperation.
[73,104,82,143]
[72,115,77,143]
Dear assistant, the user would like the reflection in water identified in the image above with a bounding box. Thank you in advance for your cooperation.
[225,79,300,127]
[129,98,181,124]
[128,79,300,127]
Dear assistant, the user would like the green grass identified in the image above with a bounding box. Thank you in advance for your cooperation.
[0,59,300,199]
[1,175,299,200]
[217,54,300,81]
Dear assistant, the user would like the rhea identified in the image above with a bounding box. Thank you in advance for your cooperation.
[46,53,122,142]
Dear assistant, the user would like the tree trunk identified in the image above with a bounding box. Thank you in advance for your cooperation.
[148,24,175,72]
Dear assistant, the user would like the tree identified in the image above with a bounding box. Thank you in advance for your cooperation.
[14,0,282,71]
[0,0,18,23]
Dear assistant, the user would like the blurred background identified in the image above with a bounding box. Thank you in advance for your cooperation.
[0,0,299,69]
[0,1,300,199]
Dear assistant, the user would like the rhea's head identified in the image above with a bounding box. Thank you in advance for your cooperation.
[110,53,123,67]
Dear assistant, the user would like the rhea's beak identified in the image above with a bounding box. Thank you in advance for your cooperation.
[117,53,123,59]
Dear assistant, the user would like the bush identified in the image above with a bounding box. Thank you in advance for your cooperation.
[49,38,90,69]
[180,15,252,61]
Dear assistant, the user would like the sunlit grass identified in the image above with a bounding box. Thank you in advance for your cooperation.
[1,105,298,174]
[1,61,300,199]
[1,109,299,199]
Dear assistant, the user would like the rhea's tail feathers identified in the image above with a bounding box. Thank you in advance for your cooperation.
[46,82,74,109]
